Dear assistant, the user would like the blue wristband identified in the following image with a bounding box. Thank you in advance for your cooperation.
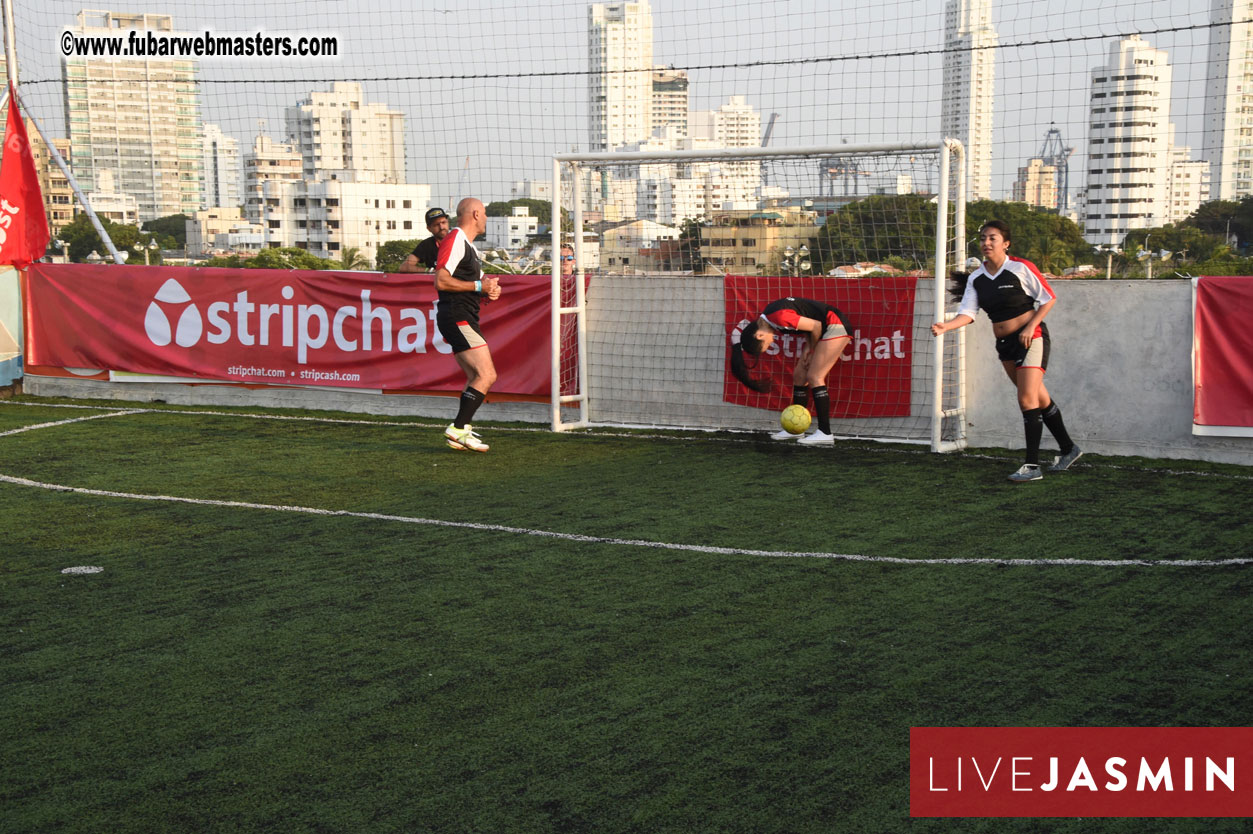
[474,280,482,293]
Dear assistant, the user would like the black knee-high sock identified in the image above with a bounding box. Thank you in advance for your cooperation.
[1041,400,1074,454]
[454,387,486,429]
[812,386,831,435]
[1022,408,1044,465]
[792,385,810,407]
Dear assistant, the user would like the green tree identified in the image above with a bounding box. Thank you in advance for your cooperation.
[337,246,372,271]
[965,200,1091,268]
[376,239,422,272]
[812,194,937,272]
[141,214,189,249]
[485,199,573,233]
[58,214,152,263]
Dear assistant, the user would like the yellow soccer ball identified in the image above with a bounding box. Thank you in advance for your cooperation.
[780,404,812,435]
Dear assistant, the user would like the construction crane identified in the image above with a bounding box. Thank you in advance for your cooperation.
[761,113,779,186]
[1039,125,1074,213]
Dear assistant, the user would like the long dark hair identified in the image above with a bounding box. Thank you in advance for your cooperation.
[730,319,772,393]
[949,271,972,302]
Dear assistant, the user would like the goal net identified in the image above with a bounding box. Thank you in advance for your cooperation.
[551,142,967,452]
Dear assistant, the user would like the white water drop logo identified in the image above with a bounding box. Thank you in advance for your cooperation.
[144,279,203,348]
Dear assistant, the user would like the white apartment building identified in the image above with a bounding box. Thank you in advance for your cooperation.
[1165,146,1211,225]
[88,169,139,225]
[258,179,431,261]
[652,68,689,138]
[186,207,259,256]
[512,180,552,200]
[1083,36,1173,247]
[1203,0,1253,200]
[589,1,654,152]
[202,123,242,211]
[689,96,761,149]
[285,82,406,184]
[941,0,997,201]
[486,207,540,250]
[243,134,303,225]
[62,10,203,221]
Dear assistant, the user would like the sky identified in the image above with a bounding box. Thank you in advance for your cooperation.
[7,0,1226,208]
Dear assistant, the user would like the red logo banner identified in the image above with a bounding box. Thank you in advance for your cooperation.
[723,275,916,417]
[0,88,50,269]
[24,264,553,398]
[1194,276,1253,431]
[911,727,1253,817]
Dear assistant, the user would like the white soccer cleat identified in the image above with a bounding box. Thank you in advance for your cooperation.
[1008,463,1042,482]
[445,423,490,452]
[769,428,803,441]
[796,430,834,447]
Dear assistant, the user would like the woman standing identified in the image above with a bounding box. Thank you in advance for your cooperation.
[932,220,1082,481]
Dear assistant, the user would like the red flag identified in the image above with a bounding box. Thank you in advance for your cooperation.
[0,85,49,269]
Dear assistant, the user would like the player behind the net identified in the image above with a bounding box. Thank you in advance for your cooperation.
[931,220,1082,482]
[730,296,853,447]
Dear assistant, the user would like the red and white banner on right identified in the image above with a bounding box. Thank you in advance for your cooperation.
[1193,276,1253,437]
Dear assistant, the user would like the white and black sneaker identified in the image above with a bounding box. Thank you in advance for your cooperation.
[1008,463,1043,482]
[1048,445,1083,472]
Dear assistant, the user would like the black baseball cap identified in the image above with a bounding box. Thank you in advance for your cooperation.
[425,207,449,224]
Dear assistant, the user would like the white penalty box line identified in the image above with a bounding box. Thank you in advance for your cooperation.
[0,405,1249,568]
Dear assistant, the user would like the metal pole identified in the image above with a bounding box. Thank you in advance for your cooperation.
[931,141,952,454]
[550,157,561,431]
[2,0,19,90]
[570,161,587,428]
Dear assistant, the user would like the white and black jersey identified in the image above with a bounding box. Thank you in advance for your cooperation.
[957,256,1054,324]
[435,227,485,319]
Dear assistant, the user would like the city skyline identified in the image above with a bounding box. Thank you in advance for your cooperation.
[6,1,1242,245]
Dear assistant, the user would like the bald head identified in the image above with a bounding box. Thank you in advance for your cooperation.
[455,197,486,240]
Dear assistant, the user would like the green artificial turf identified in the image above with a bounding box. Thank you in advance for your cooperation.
[1,398,1251,833]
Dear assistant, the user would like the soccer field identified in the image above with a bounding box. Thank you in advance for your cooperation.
[2,397,1252,833]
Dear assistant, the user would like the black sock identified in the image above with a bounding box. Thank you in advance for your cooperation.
[1042,400,1074,455]
[1023,408,1044,465]
[792,385,810,407]
[812,386,831,435]
[454,387,486,429]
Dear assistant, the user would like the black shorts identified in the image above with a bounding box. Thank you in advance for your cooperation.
[436,311,487,354]
[995,321,1049,371]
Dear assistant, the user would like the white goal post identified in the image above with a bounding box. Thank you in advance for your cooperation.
[550,140,967,452]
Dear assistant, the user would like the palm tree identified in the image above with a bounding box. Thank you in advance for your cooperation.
[338,246,371,271]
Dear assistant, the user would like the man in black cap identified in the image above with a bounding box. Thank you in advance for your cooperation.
[397,207,452,272]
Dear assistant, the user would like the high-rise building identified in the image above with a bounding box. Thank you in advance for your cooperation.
[243,135,303,225]
[941,0,997,201]
[1203,0,1253,201]
[689,96,762,149]
[1165,146,1211,225]
[1083,36,1172,246]
[1011,158,1059,209]
[651,68,689,138]
[202,123,242,210]
[284,82,406,184]
[589,1,654,152]
[61,11,203,222]
[257,179,431,261]
[26,120,74,238]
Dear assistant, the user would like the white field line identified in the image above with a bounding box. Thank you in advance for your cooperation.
[0,410,144,437]
[0,471,1251,567]
[3,399,1252,481]
[0,408,1248,567]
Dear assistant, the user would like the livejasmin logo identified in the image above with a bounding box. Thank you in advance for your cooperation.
[909,727,1253,818]
[143,278,450,363]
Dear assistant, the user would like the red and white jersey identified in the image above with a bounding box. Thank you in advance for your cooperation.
[957,256,1054,323]
[435,227,484,284]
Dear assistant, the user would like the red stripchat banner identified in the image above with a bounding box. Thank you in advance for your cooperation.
[24,263,553,397]
[911,727,1253,817]
[722,275,916,418]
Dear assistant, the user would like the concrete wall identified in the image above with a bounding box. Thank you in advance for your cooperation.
[23,276,1253,466]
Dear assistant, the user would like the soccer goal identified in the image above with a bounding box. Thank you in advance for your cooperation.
[550,141,967,452]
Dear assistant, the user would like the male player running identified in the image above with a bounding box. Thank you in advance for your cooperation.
[434,197,502,452]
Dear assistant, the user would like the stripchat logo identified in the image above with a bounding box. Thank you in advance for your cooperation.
[141,279,449,363]
[145,279,204,348]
